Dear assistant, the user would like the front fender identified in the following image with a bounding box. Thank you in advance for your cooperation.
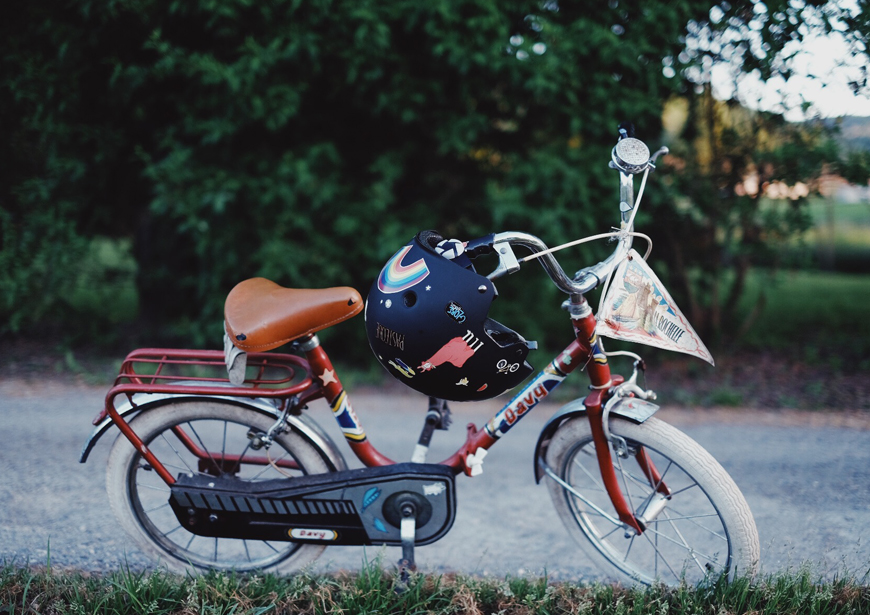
[79,392,347,473]
[533,396,659,483]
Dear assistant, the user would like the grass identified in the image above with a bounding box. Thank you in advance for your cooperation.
[804,198,870,227]
[1,563,869,615]
[738,269,870,367]
[784,197,870,273]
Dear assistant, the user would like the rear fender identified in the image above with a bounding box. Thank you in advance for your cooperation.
[533,397,657,483]
[80,392,347,473]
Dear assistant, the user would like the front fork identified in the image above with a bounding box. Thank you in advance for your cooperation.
[569,297,667,536]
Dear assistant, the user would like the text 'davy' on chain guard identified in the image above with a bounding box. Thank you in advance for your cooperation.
[168,462,456,546]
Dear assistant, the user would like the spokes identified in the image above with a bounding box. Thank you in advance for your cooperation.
[130,417,306,571]
[159,432,196,476]
[563,438,731,585]
[185,422,222,475]
[655,509,729,542]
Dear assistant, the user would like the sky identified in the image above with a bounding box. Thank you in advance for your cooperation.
[710,30,870,121]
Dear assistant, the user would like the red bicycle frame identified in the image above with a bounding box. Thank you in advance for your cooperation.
[97,295,658,535]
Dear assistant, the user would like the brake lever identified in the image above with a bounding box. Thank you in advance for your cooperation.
[649,146,669,168]
[487,240,520,281]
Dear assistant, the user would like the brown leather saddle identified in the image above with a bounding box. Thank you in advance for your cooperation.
[224,278,363,352]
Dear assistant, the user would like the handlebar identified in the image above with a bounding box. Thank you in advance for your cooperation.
[472,131,666,297]
[489,231,632,296]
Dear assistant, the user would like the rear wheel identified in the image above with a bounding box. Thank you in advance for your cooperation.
[545,416,759,585]
[106,400,333,574]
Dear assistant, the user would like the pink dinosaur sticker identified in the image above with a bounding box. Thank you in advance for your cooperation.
[419,330,484,371]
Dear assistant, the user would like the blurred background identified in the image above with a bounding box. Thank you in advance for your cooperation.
[2,0,869,408]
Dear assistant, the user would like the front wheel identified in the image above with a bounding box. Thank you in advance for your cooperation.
[106,400,334,574]
[544,416,759,585]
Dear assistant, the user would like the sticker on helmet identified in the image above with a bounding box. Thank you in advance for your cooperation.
[477,383,488,392]
[435,238,466,260]
[445,301,466,323]
[456,377,469,386]
[496,359,520,374]
[418,330,484,372]
[375,322,405,350]
[377,245,430,294]
[388,358,415,378]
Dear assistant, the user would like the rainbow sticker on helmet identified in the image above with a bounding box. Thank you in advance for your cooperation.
[365,232,535,402]
[377,246,430,294]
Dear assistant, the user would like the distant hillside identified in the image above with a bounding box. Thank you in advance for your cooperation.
[827,115,870,152]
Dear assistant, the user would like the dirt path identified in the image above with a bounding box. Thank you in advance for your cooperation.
[1,379,868,580]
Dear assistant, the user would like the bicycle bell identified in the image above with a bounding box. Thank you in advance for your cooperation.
[611,137,650,175]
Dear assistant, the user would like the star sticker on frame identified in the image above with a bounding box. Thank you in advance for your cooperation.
[319,369,337,386]
[425,285,432,291]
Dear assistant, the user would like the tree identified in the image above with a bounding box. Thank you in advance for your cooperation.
[2,0,867,356]
[642,0,870,347]
[648,89,864,346]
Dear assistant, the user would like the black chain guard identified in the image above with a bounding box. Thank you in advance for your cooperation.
[168,462,456,546]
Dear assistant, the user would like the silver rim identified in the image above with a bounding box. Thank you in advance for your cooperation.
[561,438,732,585]
[126,417,308,571]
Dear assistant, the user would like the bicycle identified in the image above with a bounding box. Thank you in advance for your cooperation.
[80,129,760,586]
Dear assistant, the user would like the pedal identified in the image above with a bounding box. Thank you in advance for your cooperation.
[382,492,425,591]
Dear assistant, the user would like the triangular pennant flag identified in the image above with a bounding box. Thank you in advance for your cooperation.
[595,249,714,365]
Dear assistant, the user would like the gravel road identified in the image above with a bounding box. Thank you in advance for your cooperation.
[2,378,869,582]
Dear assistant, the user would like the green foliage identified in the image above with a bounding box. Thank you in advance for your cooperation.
[2,0,868,356]
[1,0,700,352]
[1,1,146,341]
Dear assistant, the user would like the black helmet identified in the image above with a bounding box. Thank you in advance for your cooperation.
[365,231,534,402]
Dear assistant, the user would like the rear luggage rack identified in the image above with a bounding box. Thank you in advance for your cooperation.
[93,348,322,485]
[96,348,318,426]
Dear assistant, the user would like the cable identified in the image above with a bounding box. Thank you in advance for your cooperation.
[518,167,654,265]
[624,167,650,231]
[267,447,296,478]
[518,231,652,263]
[603,350,644,362]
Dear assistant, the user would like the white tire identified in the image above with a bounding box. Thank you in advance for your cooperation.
[545,416,759,585]
[106,400,333,574]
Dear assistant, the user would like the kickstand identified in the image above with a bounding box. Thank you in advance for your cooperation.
[395,502,418,593]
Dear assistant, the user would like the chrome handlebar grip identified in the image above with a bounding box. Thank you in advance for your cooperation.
[490,232,575,292]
